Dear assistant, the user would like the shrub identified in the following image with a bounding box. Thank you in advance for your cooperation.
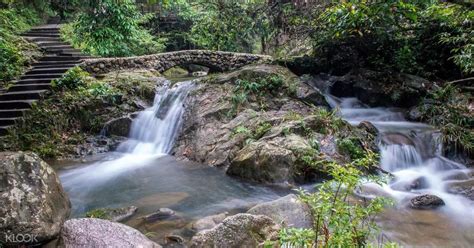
[279,152,394,247]
[52,67,90,90]
[419,84,473,155]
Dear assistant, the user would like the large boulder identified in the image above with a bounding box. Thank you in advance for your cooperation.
[247,194,313,228]
[227,134,307,184]
[190,214,280,248]
[59,218,161,247]
[0,152,71,245]
[174,64,325,168]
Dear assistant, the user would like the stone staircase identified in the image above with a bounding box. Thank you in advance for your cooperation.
[0,24,90,136]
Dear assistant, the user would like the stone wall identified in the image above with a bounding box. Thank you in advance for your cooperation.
[81,50,273,74]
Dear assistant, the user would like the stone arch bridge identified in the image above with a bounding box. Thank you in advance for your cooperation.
[81,50,273,74]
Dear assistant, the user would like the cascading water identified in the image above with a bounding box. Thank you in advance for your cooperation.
[326,95,474,222]
[116,81,192,155]
[60,80,193,187]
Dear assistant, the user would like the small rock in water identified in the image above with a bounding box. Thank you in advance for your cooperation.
[145,208,176,222]
[165,234,185,245]
[410,194,445,210]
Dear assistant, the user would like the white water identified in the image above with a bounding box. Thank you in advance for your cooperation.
[327,96,474,222]
[61,80,193,187]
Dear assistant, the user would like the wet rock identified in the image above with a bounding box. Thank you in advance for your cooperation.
[190,214,280,248]
[410,194,445,209]
[164,234,185,247]
[0,152,71,245]
[382,132,415,146]
[446,179,474,201]
[103,115,133,137]
[247,194,313,228]
[358,121,378,136]
[295,82,329,107]
[145,208,176,222]
[59,218,161,247]
[86,206,138,222]
[192,212,228,232]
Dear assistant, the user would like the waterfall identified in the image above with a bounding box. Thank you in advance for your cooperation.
[117,81,192,155]
[380,144,423,172]
[61,80,193,186]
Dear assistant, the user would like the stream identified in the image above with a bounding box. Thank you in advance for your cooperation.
[56,78,473,246]
[327,96,474,247]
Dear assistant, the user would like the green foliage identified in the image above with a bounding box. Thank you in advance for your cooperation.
[229,75,287,115]
[280,152,393,247]
[337,137,366,161]
[254,121,272,140]
[67,0,165,57]
[299,1,473,78]
[52,67,90,90]
[232,121,272,145]
[311,108,345,135]
[0,8,41,83]
[85,209,109,219]
[419,84,473,154]
[190,0,272,53]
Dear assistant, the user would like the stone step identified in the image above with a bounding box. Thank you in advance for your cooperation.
[0,100,35,110]
[23,32,61,38]
[40,56,83,62]
[0,109,29,118]
[21,73,63,80]
[0,126,11,136]
[0,90,48,101]
[13,78,56,85]
[48,48,81,53]
[26,67,70,75]
[38,42,70,47]
[32,63,78,69]
[30,27,60,32]
[33,60,81,66]
[8,83,52,92]
[40,45,74,50]
[0,118,17,126]
[26,37,62,42]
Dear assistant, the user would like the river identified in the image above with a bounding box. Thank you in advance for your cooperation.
[56,78,474,246]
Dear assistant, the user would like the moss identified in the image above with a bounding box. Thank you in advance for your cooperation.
[85,209,110,219]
